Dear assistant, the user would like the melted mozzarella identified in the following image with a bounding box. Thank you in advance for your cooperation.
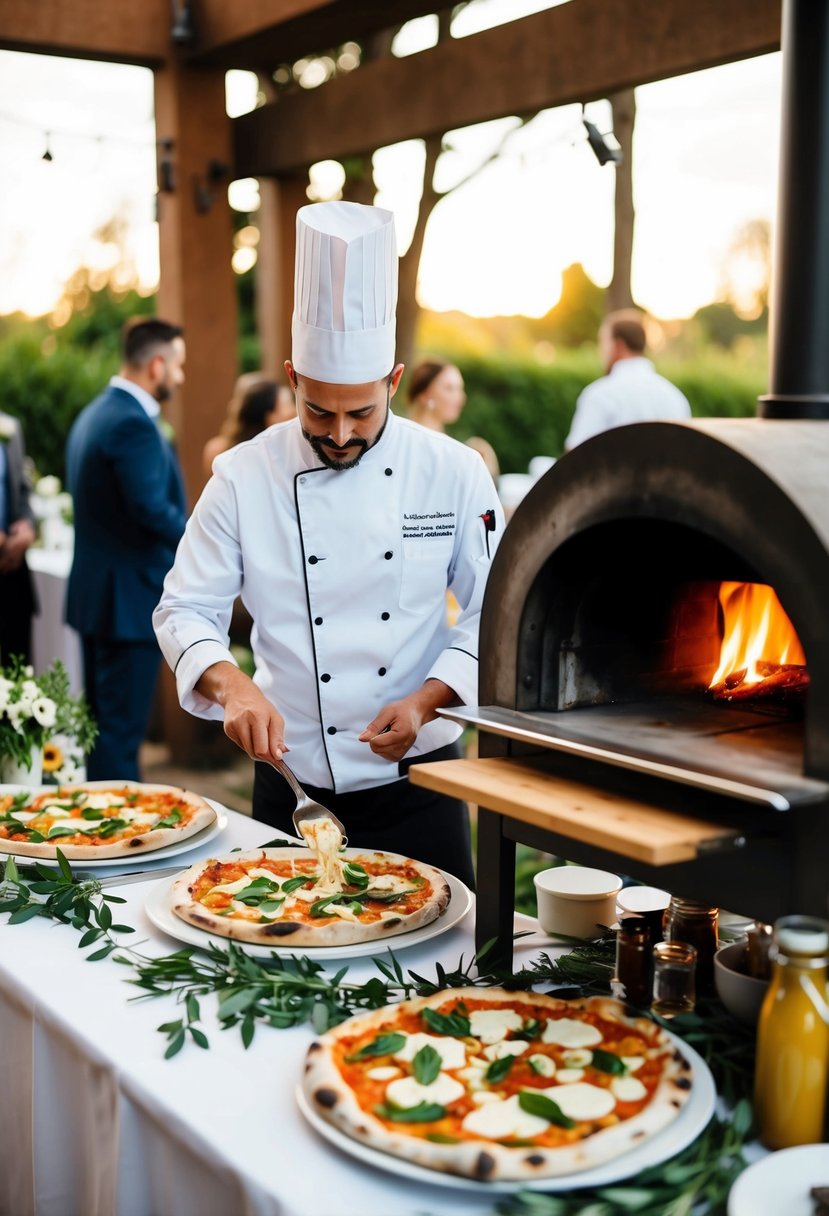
[471,1091,503,1106]
[9,810,39,822]
[562,1048,593,1068]
[329,904,359,921]
[469,1008,524,1044]
[366,1066,401,1082]
[462,1094,548,1140]
[39,804,71,818]
[622,1056,645,1073]
[549,1083,616,1121]
[368,874,416,894]
[299,816,343,891]
[611,1076,648,1103]
[528,1053,556,1078]
[541,1019,603,1048]
[291,886,322,903]
[393,1032,467,1070]
[483,1040,529,1061]
[248,866,281,882]
[554,1068,585,1084]
[209,876,254,896]
[82,794,126,811]
[386,1073,464,1109]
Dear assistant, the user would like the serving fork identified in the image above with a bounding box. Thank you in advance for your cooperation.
[269,758,348,848]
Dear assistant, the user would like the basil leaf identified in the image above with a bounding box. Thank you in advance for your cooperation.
[425,1132,460,1144]
[515,1018,542,1040]
[81,807,105,820]
[93,819,128,838]
[155,808,182,829]
[412,1044,442,1085]
[310,894,347,918]
[281,874,317,894]
[48,824,83,839]
[258,899,285,918]
[345,1032,406,1062]
[422,1007,471,1038]
[375,1101,446,1123]
[486,1055,515,1084]
[233,877,282,906]
[360,888,418,904]
[342,862,369,890]
[590,1048,628,1076]
[518,1090,576,1128]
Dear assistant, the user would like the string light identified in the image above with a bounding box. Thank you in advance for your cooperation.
[0,108,155,155]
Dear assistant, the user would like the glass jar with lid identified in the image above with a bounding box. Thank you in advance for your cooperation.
[754,915,829,1150]
[664,898,718,994]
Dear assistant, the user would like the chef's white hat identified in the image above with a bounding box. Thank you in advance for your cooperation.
[292,201,398,384]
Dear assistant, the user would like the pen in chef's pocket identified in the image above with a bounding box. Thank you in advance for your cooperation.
[481,508,497,557]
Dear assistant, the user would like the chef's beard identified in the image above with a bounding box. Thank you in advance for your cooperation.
[303,431,368,470]
[302,407,389,471]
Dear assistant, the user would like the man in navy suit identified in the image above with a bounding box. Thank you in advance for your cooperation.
[66,318,187,780]
[0,412,37,665]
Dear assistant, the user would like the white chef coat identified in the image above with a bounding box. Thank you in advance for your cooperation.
[154,410,504,794]
[565,357,691,450]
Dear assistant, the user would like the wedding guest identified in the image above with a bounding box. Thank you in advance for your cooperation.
[407,359,467,431]
[0,412,37,664]
[66,317,187,780]
[565,310,691,450]
[202,374,296,478]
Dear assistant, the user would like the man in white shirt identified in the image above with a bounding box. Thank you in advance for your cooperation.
[564,310,691,450]
[154,203,503,885]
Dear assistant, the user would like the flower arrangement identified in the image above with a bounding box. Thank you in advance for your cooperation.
[0,657,97,777]
[0,416,16,443]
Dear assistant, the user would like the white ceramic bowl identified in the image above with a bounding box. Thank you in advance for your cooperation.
[534,866,623,939]
[714,940,770,1025]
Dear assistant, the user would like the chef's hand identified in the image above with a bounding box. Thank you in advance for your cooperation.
[0,520,35,573]
[196,661,288,763]
[359,679,459,763]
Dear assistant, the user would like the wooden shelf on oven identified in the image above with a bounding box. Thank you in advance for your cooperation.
[409,756,741,866]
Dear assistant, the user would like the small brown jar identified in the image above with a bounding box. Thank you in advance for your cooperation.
[664,898,718,994]
[615,916,652,1007]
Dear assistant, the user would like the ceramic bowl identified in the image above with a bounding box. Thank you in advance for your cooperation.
[714,939,770,1025]
[534,866,622,939]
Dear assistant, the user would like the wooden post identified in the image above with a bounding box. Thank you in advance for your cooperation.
[153,59,239,765]
[255,174,308,377]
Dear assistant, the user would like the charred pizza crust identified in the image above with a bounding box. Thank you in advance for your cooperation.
[0,781,216,859]
[302,989,693,1182]
[170,848,451,947]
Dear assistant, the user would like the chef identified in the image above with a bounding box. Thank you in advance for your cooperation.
[154,201,504,885]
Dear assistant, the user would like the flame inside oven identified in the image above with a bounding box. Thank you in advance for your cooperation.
[709,581,808,701]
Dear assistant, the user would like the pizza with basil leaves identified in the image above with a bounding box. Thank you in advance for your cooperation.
[302,989,694,1181]
[170,847,451,947]
[0,781,216,859]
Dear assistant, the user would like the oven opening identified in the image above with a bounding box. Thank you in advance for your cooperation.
[504,519,815,801]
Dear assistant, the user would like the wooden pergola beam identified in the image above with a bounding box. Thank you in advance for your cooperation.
[187,0,444,69]
[0,0,169,64]
[234,0,781,177]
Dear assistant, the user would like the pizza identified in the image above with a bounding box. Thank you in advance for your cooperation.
[170,847,451,947]
[302,989,694,1181]
[0,781,217,860]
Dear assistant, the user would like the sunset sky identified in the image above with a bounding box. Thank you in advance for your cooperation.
[0,1,781,323]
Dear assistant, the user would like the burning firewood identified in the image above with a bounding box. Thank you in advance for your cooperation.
[710,663,810,701]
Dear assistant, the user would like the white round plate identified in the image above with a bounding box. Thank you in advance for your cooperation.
[297,1031,715,1194]
[0,786,228,868]
[728,1145,829,1216]
[143,868,473,961]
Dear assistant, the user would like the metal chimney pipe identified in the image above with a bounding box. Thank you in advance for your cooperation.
[759,0,829,419]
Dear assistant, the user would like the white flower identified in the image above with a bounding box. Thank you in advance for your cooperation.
[31,697,57,729]
[0,679,12,712]
[21,680,40,702]
[35,475,61,497]
[0,416,15,441]
[7,702,31,733]
[23,666,34,678]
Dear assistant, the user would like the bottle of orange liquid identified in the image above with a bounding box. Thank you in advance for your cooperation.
[754,916,829,1150]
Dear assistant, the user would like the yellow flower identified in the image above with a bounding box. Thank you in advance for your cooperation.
[42,741,64,772]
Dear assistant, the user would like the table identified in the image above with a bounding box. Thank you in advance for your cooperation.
[27,547,82,695]
[0,807,561,1216]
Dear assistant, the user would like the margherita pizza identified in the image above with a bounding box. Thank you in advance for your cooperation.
[0,781,217,860]
[170,847,451,947]
[302,989,694,1181]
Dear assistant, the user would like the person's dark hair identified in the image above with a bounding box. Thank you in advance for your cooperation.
[605,310,647,354]
[122,317,184,368]
[407,359,449,402]
[221,375,280,445]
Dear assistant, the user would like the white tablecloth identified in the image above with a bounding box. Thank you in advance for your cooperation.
[0,808,557,1216]
[27,547,82,695]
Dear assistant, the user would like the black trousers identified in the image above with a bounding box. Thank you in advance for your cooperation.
[0,564,34,666]
[82,637,161,781]
[252,741,475,889]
